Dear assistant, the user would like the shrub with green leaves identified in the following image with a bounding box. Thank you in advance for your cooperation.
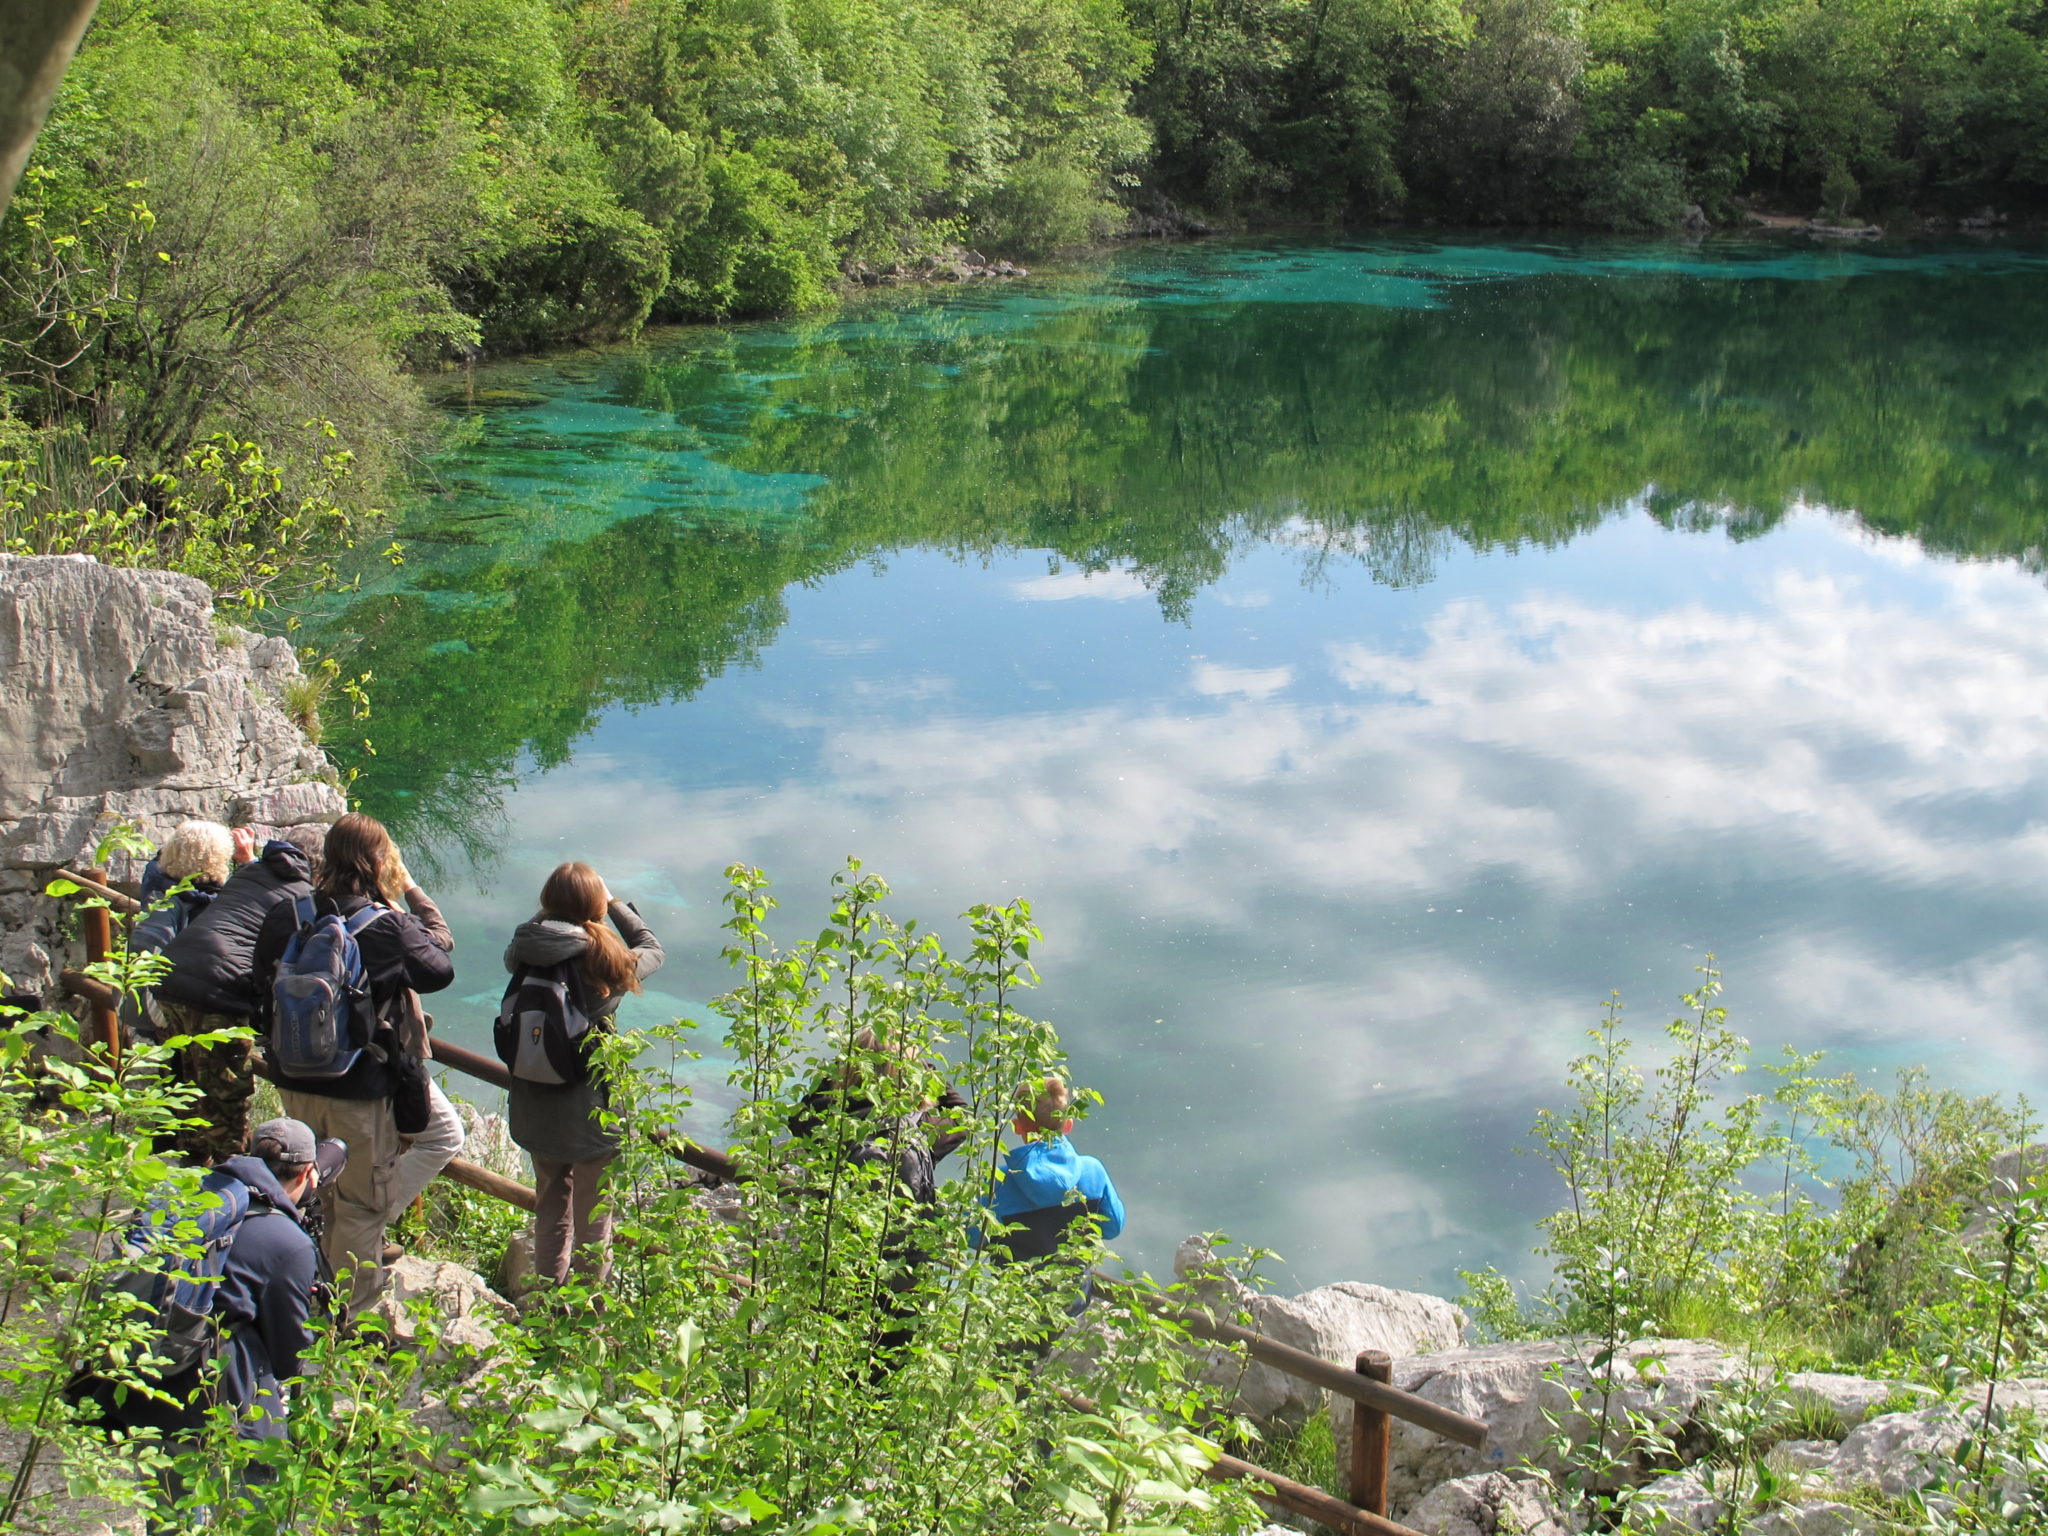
[4,861,1266,1535]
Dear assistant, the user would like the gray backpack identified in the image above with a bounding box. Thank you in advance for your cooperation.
[493,962,597,1085]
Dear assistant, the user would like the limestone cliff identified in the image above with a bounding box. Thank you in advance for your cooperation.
[0,553,346,1000]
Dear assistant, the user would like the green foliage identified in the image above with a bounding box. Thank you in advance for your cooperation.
[1524,963,2040,1360]
[2,863,1265,1534]
[2,426,382,611]
[0,944,252,1531]
[10,0,2048,632]
[1130,0,2048,226]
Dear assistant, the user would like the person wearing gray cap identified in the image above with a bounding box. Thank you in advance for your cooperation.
[78,1116,339,1455]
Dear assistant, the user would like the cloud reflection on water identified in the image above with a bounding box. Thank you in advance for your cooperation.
[447,513,2048,1294]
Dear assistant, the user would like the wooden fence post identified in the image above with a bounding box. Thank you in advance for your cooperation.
[1349,1348,1393,1516]
[79,866,121,1068]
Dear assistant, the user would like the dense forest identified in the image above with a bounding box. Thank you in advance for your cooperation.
[4,0,2048,551]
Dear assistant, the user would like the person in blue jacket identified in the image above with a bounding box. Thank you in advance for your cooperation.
[81,1117,335,1454]
[979,1076,1125,1315]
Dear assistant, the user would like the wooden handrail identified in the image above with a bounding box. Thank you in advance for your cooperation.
[1092,1273,1488,1450]
[1053,1387,1425,1536]
[427,1036,511,1090]
[444,1156,536,1211]
[428,1037,739,1183]
[59,969,119,1011]
[53,868,144,914]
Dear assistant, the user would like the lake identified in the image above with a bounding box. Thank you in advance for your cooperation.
[322,236,2048,1301]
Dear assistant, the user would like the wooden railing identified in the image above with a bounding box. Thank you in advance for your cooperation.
[49,879,1485,1536]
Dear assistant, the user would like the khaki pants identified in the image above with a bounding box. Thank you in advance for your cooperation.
[384,1080,466,1217]
[278,1089,401,1315]
[531,1157,616,1285]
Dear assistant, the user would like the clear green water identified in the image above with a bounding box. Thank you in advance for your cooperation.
[326,236,2048,1297]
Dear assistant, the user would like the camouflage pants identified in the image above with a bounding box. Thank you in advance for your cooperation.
[155,1002,258,1165]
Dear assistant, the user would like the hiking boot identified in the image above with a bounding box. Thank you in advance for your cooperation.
[381,1242,404,1265]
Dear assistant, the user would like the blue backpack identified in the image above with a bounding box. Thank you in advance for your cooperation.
[271,895,386,1079]
[105,1168,264,1378]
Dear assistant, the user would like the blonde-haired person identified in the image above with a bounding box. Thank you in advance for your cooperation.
[134,820,242,946]
[975,1076,1125,1314]
[504,862,664,1289]
[253,812,457,1312]
[141,819,239,902]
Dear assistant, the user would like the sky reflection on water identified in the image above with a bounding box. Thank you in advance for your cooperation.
[347,239,2048,1298]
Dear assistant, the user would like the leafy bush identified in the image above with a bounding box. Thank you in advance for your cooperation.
[1502,963,2036,1364]
[2,861,1270,1535]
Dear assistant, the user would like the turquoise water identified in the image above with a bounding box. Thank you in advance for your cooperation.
[327,236,2048,1298]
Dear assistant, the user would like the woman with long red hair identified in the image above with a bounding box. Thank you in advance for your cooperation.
[503,861,663,1289]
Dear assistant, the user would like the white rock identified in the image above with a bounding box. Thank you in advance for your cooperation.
[373,1256,517,1355]
[1172,1236,1465,1430]
[0,555,339,997]
[1806,1404,1966,1499]
[496,1231,536,1300]
[1632,1469,1717,1530]
[1406,1471,1576,1536]
[1784,1371,1931,1430]
[1385,1337,1744,1517]
[1633,1468,1871,1535]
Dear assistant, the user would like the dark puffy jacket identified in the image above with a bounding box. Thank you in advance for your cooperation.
[158,841,313,1015]
[255,889,455,1100]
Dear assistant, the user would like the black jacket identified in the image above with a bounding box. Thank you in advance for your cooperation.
[158,841,314,1015]
[255,890,455,1100]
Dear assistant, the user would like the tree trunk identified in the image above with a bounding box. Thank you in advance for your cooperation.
[0,0,101,223]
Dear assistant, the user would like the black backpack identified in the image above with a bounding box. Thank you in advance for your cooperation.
[495,963,601,1085]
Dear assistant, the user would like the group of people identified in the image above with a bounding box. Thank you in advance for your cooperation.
[95,811,1125,1449]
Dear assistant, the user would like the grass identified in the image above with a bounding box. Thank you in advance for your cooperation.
[1259,1408,1343,1499]
[278,672,328,742]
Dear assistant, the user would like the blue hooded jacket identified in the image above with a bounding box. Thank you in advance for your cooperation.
[977,1135,1125,1260]
[84,1156,320,1442]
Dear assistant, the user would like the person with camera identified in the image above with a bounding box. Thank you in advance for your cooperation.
[253,813,457,1313]
[501,861,663,1291]
[76,1117,342,1448]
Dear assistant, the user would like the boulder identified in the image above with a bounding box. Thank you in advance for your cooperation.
[1807,1404,1966,1499]
[1406,1471,1576,1536]
[1385,1337,1744,1517]
[0,555,340,997]
[453,1102,527,1183]
[1634,1464,1879,1534]
[230,782,344,828]
[1783,1370,1933,1430]
[1172,1237,1465,1430]
[496,1231,536,1301]
[373,1256,517,1356]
